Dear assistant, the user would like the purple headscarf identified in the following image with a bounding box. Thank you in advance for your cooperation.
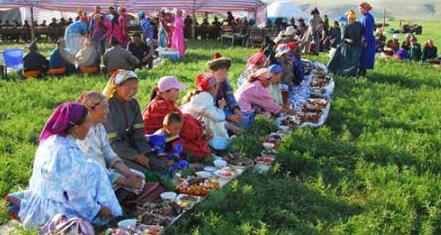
[39,102,87,142]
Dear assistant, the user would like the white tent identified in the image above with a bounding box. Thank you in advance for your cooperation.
[267,1,307,20]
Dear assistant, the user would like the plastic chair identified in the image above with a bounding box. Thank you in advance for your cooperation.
[1,48,23,79]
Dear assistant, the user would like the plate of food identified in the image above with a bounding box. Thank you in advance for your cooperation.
[308,98,328,108]
[176,194,202,209]
[256,156,275,165]
[299,113,321,123]
[176,179,220,197]
[138,213,173,227]
[224,153,253,169]
[214,169,236,179]
[136,201,183,219]
[195,171,212,179]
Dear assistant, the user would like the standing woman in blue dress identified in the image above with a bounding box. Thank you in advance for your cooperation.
[359,2,376,76]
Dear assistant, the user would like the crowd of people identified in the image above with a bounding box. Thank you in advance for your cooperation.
[3,1,441,232]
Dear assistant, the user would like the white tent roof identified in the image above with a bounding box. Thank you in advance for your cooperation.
[267,1,307,19]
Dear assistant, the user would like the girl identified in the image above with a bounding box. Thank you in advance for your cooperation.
[327,10,363,77]
[102,69,166,173]
[171,9,186,58]
[77,91,144,190]
[181,73,230,150]
[19,102,122,230]
[235,68,295,117]
[237,50,267,87]
[143,76,212,160]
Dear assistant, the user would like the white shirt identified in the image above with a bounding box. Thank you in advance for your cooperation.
[77,123,121,172]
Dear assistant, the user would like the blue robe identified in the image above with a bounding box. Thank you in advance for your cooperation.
[360,12,376,70]
[19,135,122,230]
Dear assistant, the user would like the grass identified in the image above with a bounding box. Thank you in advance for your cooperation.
[1,23,441,233]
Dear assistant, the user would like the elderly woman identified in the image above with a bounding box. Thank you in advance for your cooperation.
[19,102,122,230]
[235,68,294,117]
[327,10,363,77]
[102,69,166,173]
[359,2,376,76]
[77,91,144,190]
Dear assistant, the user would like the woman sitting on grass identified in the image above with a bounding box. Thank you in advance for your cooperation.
[422,40,438,62]
[236,50,267,87]
[142,76,212,161]
[181,73,231,151]
[77,91,144,190]
[408,36,422,62]
[235,68,295,118]
[19,102,122,230]
[102,69,166,174]
[383,34,400,57]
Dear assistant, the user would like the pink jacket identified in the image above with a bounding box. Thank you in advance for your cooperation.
[234,81,282,114]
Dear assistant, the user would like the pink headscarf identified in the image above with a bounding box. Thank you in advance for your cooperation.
[247,51,267,67]
[39,102,87,142]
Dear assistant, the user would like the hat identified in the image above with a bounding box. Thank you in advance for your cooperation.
[392,34,399,40]
[359,2,372,11]
[247,51,267,66]
[284,26,296,36]
[195,73,217,91]
[275,44,290,57]
[253,68,272,81]
[157,76,187,92]
[208,52,232,71]
[269,64,282,74]
[102,69,138,98]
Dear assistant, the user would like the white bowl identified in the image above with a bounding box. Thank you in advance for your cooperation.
[160,192,177,201]
[213,159,227,169]
[203,166,217,173]
[195,171,212,178]
[117,219,137,228]
[262,142,275,150]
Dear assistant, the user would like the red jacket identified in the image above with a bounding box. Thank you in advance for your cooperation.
[142,98,211,159]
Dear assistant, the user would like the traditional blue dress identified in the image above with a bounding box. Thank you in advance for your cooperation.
[360,12,376,70]
[19,135,122,230]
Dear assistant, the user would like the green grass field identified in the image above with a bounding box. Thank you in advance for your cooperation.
[1,21,441,234]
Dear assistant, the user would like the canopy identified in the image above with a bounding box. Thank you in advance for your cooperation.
[266,1,307,20]
[1,0,264,13]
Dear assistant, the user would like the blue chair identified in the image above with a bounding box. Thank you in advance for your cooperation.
[1,48,23,79]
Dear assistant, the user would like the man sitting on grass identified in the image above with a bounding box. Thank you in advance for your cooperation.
[104,37,140,74]
[23,41,49,79]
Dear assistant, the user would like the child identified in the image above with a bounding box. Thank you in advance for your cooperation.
[267,64,284,106]
[147,112,188,174]
[143,76,212,161]
[181,73,231,150]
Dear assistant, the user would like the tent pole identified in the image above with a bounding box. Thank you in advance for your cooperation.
[191,9,196,40]
[30,6,36,41]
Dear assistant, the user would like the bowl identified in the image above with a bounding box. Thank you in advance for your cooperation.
[262,142,275,150]
[160,192,177,201]
[195,171,212,178]
[203,166,217,173]
[214,170,235,179]
[117,219,137,228]
[213,159,227,169]
[278,125,290,131]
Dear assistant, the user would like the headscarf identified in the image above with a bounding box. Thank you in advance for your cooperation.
[195,73,217,92]
[102,69,138,98]
[39,102,88,142]
[359,2,373,11]
[252,68,272,81]
[247,50,267,67]
[345,10,356,21]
